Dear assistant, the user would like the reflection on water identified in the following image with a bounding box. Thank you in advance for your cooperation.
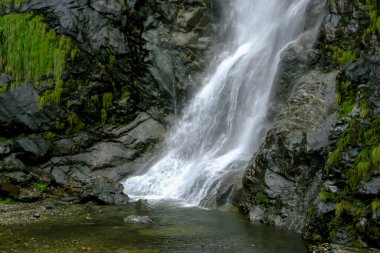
[0,202,307,253]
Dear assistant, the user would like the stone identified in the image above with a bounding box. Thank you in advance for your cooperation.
[81,176,129,205]
[249,206,265,222]
[134,199,153,214]
[359,177,380,195]
[123,215,152,224]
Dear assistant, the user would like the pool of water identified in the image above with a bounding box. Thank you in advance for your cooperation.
[0,202,307,253]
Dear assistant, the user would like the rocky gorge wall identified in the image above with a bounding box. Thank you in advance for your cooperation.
[240,0,380,249]
[0,0,218,204]
[0,0,379,250]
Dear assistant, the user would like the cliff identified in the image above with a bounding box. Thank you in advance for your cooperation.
[240,0,380,248]
[0,0,216,203]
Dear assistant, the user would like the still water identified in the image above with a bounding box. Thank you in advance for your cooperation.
[0,202,307,253]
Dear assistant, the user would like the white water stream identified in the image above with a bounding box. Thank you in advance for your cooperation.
[123,0,315,206]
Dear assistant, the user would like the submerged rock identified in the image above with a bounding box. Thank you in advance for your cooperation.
[134,199,153,214]
[123,215,152,224]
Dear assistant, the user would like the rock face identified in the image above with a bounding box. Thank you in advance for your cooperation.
[241,0,380,248]
[0,0,217,204]
[241,70,338,232]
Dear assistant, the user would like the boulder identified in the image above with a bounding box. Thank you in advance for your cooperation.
[80,176,129,205]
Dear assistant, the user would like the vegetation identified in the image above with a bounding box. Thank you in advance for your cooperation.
[0,197,15,205]
[0,0,29,8]
[372,199,380,213]
[100,92,113,124]
[0,13,77,107]
[66,111,85,134]
[335,201,352,218]
[332,47,358,66]
[256,192,269,207]
[35,182,48,192]
[319,191,340,203]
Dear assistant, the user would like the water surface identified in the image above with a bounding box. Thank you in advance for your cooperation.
[0,203,307,253]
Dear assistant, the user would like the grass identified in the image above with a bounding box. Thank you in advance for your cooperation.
[326,149,341,171]
[336,201,352,218]
[319,191,341,203]
[0,13,77,107]
[333,47,358,66]
[371,145,380,169]
[357,161,371,181]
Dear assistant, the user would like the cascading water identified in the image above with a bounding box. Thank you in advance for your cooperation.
[123,0,315,205]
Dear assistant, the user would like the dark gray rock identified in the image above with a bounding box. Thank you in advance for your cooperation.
[81,176,129,205]
[0,84,64,136]
[359,177,380,195]
[241,70,338,232]
[15,135,49,160]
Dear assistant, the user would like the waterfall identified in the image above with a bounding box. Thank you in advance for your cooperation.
[123,0,316,206]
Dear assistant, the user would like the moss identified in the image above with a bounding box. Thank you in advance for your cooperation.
[326,149,341,171]
[0,13,74,85]
[319,191,341,203]
[102,92,113,109]
[121,87,131,99]
[336,201,352,218]
[107,49,117,66]
[256,192,269,207]
[332,47,358,66]
[356,161,371,181]
[110,114,118,124]
[35,182,48,192]
[0,13,78,107]
[0,197,15,205]
[43,131,57,140]
[66,111,85,134]
[101,108,107,125]
[371,145,380,169]
[371,199,380,213]
[0,0,29,8]
[360,99,370,119]
[91,95,100,106]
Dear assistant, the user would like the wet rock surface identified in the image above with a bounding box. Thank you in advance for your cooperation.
[241,69,338,232]
[241,0,380,249]
[0,0,217,206]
